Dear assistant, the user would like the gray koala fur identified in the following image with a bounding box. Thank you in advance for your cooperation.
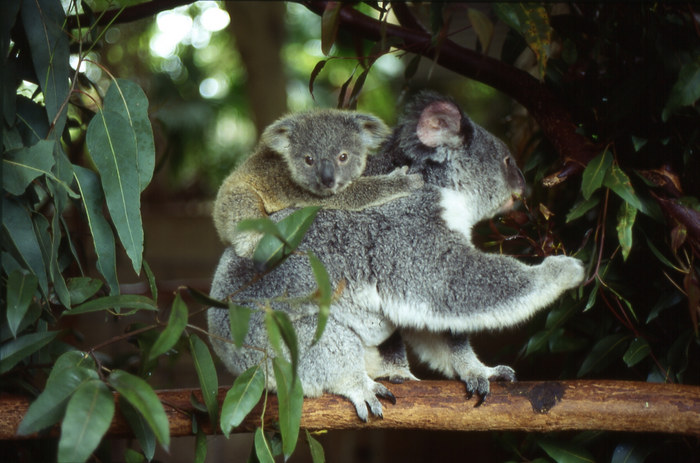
[207,92,585,421]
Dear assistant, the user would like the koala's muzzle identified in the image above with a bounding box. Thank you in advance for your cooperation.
[319,158,336,188]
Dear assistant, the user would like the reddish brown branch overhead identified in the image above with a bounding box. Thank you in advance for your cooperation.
[3,380,699,439]
[304,1,600,183]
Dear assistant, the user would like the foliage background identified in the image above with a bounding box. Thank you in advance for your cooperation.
[2,1,699,462]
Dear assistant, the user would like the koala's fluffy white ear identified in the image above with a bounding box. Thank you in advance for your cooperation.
[354,114,391,151]
[261,118,293,155]
[416,100,464,149]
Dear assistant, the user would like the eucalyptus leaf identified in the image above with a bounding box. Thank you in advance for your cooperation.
[616,201,637,261]
[194,417,207,463]
[149,293,188,361]
[86,108,144,274]
[467,7,494,52]
[537,439,596,463]
[6,270,38,338]
[254,428,275,463]
[120,399,157,461]
[252,206,320,270]
[57,379,115,463]
[2,140,55,195]
[0,330,60,374]
[321,2,341,55]
[67,295,157,316]
[73,166,120,295]
[189,334,219,426]
[2,198,49,294]
[67,277,103,306]
[308,252,331,344]
[623,337,651,367]
[662,57,700,121]
[581,150,612,200]
[271,311,299,376]
[273,357,303,459]
[577,333,629,377]
[220,365,265,437]
[566,195,600,223]
[108,369,170,450]
[229,303,252,348]
[187,286,228,308]
[604,164,645,213]
[103,79,155,191]
[306,430,325,463]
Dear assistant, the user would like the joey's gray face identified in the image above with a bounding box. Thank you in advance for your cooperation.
[409,96,525,220]
[287,112,373,197]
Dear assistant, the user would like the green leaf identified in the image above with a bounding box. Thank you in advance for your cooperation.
[18,364,98,435]
[2,198,49,295]
[86,108,144,274]
[220,365,265,437]
[273,357,303,459]
[611,441,653,463]
[662,57,700,121]
[0,330,60,374]
[108,369,170,450]
[308,252,332,344]
[254,428,276,463]
[252,206,320,270]
[229,303,252,348]
[73,165,120,295]
[194,417,207,463]
[67,277,103,306]
[467,7,494,52]
[2,140,55,195]
[103,79,155,192]
[581,150,612,200]
[120,400,156,461]
[616,201,637,261]
[6,270,38,337]
[306,430,325,463]
[125,448,148,463]
[189,334,219,426]
[20,0,70,138]
[265,310,283,357]
[537,439,596,463]
[143,260,158,302]
[623,337,651,367]
[33,211,70,308]
[187,286,228,308]
[67,295,158,316]
[58,379,115,463]
[271,311,299,376]
[309,59,327,99]
[149,294,188,361]
[493,4,553,80]
[321,2,341,55]
[566,195,600,223]
[604,164,645,213]
[577,333,629,377]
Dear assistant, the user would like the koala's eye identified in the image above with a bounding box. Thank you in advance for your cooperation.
[338,152,348,163]
[304,155,315,166]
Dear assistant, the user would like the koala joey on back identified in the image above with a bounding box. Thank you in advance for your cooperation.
[207,92,585,421]
[213,109,424,257]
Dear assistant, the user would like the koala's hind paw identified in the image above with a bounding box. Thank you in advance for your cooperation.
[460,364,516,406]
[344,380,396,422]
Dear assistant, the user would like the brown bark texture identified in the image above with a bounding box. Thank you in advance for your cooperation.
[2,380,699,440]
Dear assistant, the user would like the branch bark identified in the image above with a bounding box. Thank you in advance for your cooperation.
[2,380,699,440]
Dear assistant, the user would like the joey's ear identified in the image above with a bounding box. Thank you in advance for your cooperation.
[416,100,464,149]
[261,118,293,155]
[354,114,391,151]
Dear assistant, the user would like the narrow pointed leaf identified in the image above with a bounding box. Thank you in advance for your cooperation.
[86,108,143,274]
[2,198,49,294]
[149,294,188,361]
[6,270,38,337]
[604,164,645,213]
[108,369,170,450]
[662,57,700,121]
[581,150,612,200]
[67,295,157,316]
[103,79,155,192]
[58,379,115,463]
[187,286,228,308]
[467,7,494,52]
[273,357,303,459]
[577,334,629,377]
[566,195,600,223]
[120,399,157,461]
[537,439,596,463]
[306,430,325,463]
[252,206,320,270]
[67,277,103,306]
[308,252,331,344]
[73,166,120,294]
[321,2,341,55]
[220,365,265,437]
[616,201,637,261]
[0,330,60,374]
[254,428,276,463]
[271,311,299,375]
[189,334,219,426]
[623,337,651,367]
[228,303,252,348]
[2,140,55,195]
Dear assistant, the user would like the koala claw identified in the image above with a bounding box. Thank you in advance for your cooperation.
[346,380,395,421]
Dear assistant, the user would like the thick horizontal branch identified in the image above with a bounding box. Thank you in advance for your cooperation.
[2,380,699,440]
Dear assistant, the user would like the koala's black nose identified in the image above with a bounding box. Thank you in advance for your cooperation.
[319,159,336,188]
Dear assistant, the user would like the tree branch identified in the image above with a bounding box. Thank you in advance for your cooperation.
[2,380,699,440]
[303,1,600,184]
[65,0,194,29]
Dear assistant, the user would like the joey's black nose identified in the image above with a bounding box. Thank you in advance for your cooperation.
[319,159,336,188]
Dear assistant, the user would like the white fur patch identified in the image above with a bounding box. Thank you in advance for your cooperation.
[439,188,477,241]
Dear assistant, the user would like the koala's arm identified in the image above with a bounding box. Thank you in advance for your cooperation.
[213,175,268,257]
[314,167,424,211]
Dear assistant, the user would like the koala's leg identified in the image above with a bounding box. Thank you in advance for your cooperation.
[402,330,515,403]
[298,317,396,422]
[365,331,418,383]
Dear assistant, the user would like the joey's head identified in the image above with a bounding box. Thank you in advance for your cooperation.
[391,92,525,223]
[261,109,390,197]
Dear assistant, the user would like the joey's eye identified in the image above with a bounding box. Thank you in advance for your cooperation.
[304,155,314,166]
[338,152,348,163]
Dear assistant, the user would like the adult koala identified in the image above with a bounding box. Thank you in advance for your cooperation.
[208,92,585,421]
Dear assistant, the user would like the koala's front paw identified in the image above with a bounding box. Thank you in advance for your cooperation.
[544,255,585,289]
[232,231,262,259]
[387,166,424,189]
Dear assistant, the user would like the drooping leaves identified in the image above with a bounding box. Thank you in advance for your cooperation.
[272,357,304,460]
[149,293,188,361]
[308,252,332,344]
[220,365,265,437]
[662,56,700,121]
[189,334,219,426]
[6,269,38,338]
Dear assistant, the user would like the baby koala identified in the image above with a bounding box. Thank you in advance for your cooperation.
[213,109,423,257]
